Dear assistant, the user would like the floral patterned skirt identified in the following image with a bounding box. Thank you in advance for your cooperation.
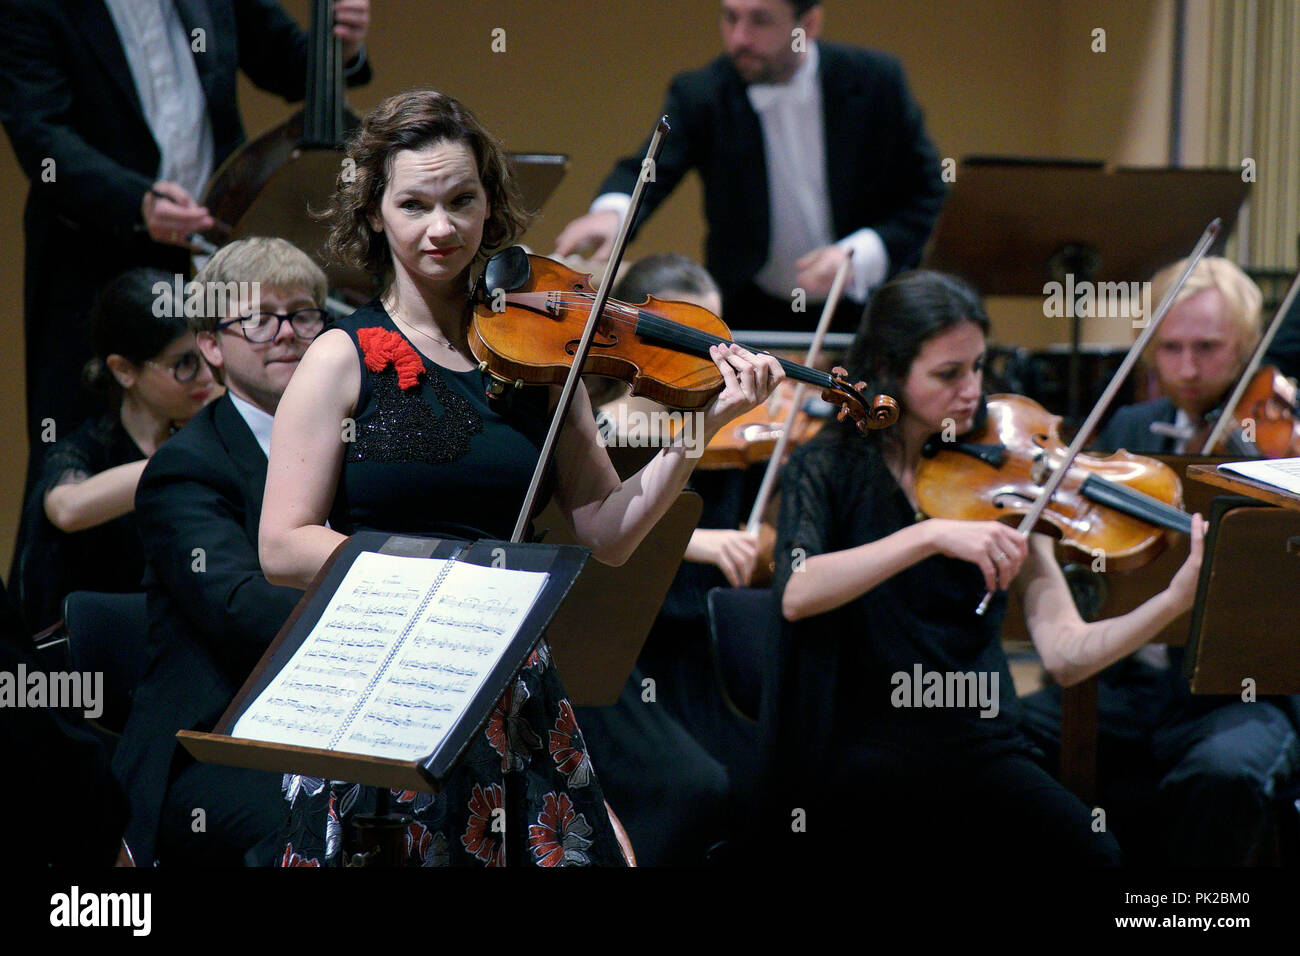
[278,641,627,867]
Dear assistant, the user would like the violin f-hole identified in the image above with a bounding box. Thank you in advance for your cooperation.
[565,332,618,355]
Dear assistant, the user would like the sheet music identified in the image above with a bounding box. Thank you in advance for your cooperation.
[334,561,549,760]
[232,552,449,749]
[1219,457,1300,496]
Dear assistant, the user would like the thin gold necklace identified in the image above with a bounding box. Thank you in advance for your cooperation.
[385,295,461,352]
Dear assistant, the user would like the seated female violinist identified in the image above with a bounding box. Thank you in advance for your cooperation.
[14,268,219,631]
[1023,256,1300,865]
[257,88,784,866]
[773,270,1206,865]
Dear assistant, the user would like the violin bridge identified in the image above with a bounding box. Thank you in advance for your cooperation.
[1030,453,1053,487]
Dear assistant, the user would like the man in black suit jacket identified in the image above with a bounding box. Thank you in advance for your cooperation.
[0,0,370,484]
[113,237,327,865]
[1098,397,1181,455]
[554,0,944,331]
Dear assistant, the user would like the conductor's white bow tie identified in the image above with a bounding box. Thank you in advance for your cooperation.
[746,79,814,111]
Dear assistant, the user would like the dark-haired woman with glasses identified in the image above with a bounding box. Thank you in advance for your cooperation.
[14,267,219,632]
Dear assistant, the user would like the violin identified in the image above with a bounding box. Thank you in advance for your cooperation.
[955,220,1220,614]
[468,248,899,433]
[916,395,1192,572]
[1192,365,1300,457]
[697,381,825,469]
[1194,265,1300,457]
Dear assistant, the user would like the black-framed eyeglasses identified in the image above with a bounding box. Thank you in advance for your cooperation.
[217,308,329,343]
[143,351,204,384]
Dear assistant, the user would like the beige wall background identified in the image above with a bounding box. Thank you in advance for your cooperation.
[0,0,1181,571]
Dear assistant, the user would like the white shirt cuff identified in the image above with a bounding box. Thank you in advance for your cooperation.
[590,192,632,221]
[838,229,889,301]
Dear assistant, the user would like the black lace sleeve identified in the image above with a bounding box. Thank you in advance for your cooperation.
[773,441,838,598]
[773,435,889,598]
[38,415,117,490]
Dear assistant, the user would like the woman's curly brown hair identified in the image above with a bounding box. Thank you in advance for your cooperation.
[323,89,531,278]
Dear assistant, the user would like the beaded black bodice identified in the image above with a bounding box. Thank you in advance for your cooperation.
[328,301,553,541]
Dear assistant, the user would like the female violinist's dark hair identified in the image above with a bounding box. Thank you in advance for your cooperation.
[82,267,189,399]
[325,89,531,278]
[833,269,990,441]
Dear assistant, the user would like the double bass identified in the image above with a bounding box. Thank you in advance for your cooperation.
[200,0,373,299]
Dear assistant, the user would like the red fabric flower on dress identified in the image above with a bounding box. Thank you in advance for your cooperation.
[405,821,450,867]
[524,641,550,673]
[461,782,506,867]
[528,791,594,867]
[281,843,321,867]
[358,326,424,390]
[549,699,593,788]
[486,678,541,773]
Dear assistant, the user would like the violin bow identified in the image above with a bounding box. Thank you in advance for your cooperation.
[975,218,1222,615]
[1199,266,1300,454]
[509,117,671,543]
[743,249,854,536]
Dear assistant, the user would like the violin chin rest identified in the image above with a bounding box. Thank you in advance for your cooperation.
[482,245,532,296]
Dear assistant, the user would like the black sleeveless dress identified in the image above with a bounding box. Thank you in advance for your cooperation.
[278,302,625,867]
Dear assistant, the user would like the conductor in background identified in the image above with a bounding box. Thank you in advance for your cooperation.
[553,0,945,332]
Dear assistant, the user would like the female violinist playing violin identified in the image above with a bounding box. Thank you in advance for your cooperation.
[773,270,1205,865]
[258,89,783,867]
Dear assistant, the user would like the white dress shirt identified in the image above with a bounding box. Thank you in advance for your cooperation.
[228,391,274,459]
[1170,408,1195,455]
[103,0,215,200]
[593,42,888,304]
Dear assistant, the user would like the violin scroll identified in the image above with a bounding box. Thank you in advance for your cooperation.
[824,367,900,435]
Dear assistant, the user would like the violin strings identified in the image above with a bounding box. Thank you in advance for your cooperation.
[1047,448,1196,529]
[1082,474,1193,534]
[542,293,837,391]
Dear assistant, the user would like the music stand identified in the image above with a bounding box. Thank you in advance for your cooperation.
[922,158,1250,420]
[507,153,568,214]
[533,491,702,706]
[1184,466,1300,695]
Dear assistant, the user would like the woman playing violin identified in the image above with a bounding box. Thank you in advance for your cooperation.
[773,270,1205,864]
[258,89,783,866]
